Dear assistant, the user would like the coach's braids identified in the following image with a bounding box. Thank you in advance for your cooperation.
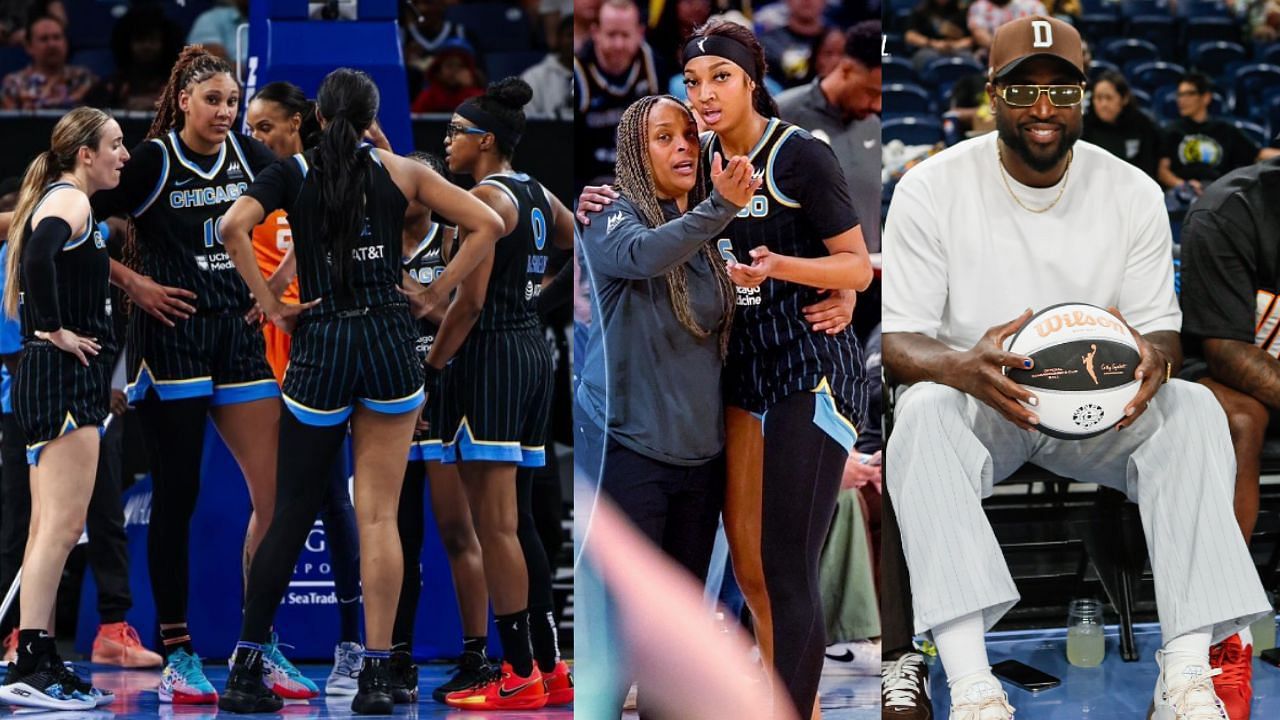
[5,108,112,317]
[613,96,735,358]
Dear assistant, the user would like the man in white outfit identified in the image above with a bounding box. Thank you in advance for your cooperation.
[881,15,1271,720]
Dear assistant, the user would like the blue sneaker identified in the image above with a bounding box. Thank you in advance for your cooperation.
[262,634,318,699]
[159,648,218,704]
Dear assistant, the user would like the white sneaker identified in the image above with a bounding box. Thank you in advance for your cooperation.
[324,642,363,697]
[824,639,881,675]
[949,675,1014,720]
[1148,650,1228,720]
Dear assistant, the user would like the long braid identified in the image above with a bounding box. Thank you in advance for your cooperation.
[614,95,735,358]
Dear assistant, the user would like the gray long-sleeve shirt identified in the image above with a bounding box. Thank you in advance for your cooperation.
[576,190,741,466]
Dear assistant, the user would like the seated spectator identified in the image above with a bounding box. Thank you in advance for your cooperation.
[402,0,480,78]
[1234,0,1280,42]
[967,0,1047,55]
[0,0,63,46]
[1082,70,1162,181]
[760,0,833,89]
[814,24,846,79]
[904,0,974,72]
[0,13,93,110]
[410,41,485,113]
[1158,72,1260,197]
[522,15,573,120]
[186,0,248,65]
[86,5,182,112]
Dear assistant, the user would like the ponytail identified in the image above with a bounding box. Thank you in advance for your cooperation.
[5,151,60,317]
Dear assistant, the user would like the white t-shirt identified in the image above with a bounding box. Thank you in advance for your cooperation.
[883,132,1180,351]
[521,54,573,120]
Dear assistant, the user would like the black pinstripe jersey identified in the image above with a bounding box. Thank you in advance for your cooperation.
[702,119,864,416]
[402,220,453,357]
[573,41,660,188]
[91,131,277,314]
[245,146,408,315]
[18,183,112,345]
[474,173,553,333]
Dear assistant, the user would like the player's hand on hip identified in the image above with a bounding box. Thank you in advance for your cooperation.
[1106,306,1167,430]
[949,308,1040,430]
[127,274,197,327]
[37,328,99,367]
[575,184,619,224]
[802,288,855,334]
[268,298,321,336]
[710,153,761,207]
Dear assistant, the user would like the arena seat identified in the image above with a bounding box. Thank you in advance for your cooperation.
[1089,59,1120,82]
[1188,40,1247,78]
[1234,64,1280,118]
[921,55,984,90]
[883,83,933,117]
[1127,15,1177,57]
[1128,60,1186,92]
[1103,38,1160,68]
[882,116,945,146]
[1184,16,1243,45]
[883,56,922,86]
[1230,118,1269,147]
[445,2,538,53]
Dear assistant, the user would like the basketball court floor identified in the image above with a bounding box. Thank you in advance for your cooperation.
[3,664,573,719]
[926,622,1280,718]
[617,670,879,719]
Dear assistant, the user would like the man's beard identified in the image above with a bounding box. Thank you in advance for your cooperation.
[996,111,1080,174]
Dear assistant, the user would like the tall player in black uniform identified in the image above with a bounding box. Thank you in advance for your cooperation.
[88,46,296,704]
[392,151,492,704]
[0,108,125,710]
[428,77,575,712]
[213,68,504,715]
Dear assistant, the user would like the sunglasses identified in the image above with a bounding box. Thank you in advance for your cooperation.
[446,123,488,139]
[996,84,1085,108]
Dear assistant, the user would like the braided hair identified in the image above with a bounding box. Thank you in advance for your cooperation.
[613,95,734,358]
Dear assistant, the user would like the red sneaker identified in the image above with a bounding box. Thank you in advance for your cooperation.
[92,622,163,668]
[1210,633,1252,720]
[543,660,573,705]
[444,662,547,711]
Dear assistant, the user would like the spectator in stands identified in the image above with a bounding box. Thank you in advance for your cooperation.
[760,0,833,89]
[575,0,601,51]
[402,0,481,99]
[1233,0,1280,42]
[0,14,93,110]
[905,0,975,72]
[410,41,485,113]
[523,15,573,120]
[778,20,883,252]
[1158,72,1260,198]
[1082,70,1162,181]
[186,0,248,66]
[966,0,1047,55]
[0,0,63,47]
[86,5,182,112]
[648,0,712,67]
[813,24,846,79]
[573,0,661,189]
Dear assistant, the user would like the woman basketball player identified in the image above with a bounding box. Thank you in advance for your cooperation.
[214,67,503,715]
[0,107,124,710]
[580,19,873,719]
[244,80,367,697]
[426,77,574,711]
[391,151,494,705]
[90,45,312,704]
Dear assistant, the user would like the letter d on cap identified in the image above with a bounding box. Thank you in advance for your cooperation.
[1032,20,1053,48]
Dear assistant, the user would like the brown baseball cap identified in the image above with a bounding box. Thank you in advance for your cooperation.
[988,16,1086,82]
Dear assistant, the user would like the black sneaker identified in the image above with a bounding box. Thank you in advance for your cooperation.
[431,650,490,703]
[218,659,284,713]
[0,657,94,710]
[388,651,418,704]
[351,656,393,715]
[53,662,114,706]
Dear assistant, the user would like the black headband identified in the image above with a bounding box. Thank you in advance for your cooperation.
[683,34,760,84]
[456,101,521,149]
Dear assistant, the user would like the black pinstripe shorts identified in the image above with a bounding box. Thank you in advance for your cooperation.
[14,341,113,465]
[282,306,425,427]
[126,311,278,406]
[439,327,552,467]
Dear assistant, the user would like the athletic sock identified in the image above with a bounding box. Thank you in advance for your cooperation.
[231,642,264,672]
[932,611,991,687]
[462,636,486,660]
[160,625,194,659]
[528,606,559,672]
[14,629,52,675]
[495,610,534,677]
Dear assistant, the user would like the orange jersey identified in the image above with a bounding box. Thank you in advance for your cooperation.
[251,210,299,384]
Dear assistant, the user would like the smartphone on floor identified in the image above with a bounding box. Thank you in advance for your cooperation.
[991,659,1062,692]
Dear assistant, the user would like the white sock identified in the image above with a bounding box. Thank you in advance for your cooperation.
[1163,627,1212,680]
[932,611,992,688]
[1239,626,1253,648]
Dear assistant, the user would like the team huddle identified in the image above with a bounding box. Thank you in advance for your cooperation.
[0,44,572,714]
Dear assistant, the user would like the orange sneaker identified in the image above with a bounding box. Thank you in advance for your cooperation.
[2,628,16,663]
[1210,633,1252,720]
[91,622,164,668]
[543,660,573,705]
[444,662,547,711]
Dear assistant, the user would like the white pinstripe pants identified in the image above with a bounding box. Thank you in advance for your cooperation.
[887,379,1270,644]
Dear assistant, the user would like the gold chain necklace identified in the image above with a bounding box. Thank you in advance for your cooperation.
[996,143,1071,214]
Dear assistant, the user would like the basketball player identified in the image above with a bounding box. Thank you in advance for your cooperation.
[580,18,872,718]
[881,17,1269,719]
[245,80,365,698]
[424,77,575,711]
[391,151,492,704]
[89,46,309,704]
[214,67,504,715]
[0,107,123,710]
